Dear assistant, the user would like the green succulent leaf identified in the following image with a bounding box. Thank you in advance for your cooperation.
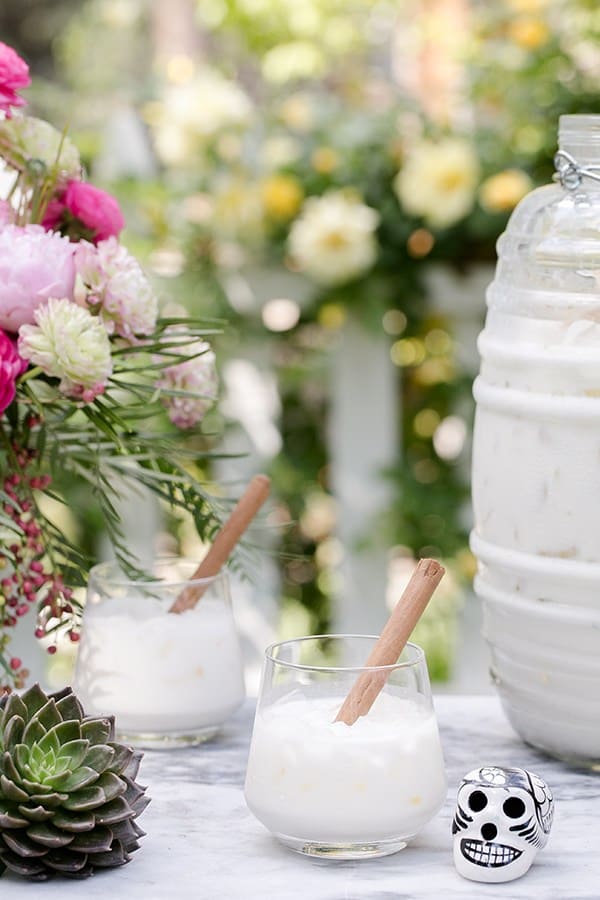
[14,744,30,773]
[1,696,27,731]
[3,716,25,752]
[3,831,47,857]
[88,840,129,868]
[37,729,60,757]
[27,791,67,809]
[42,849,89,873]
[55,739,90,772]
[0,774,28,803]
[33,701,62,733]
[62,784,107,812]
[0,849,46,878]
[0,803,29,828]
[2,756,25,789]
[83,745,115,774]
[21,686,50,720]
[53,693,84,723]
[81,718,113,745]
[52,809,96,833]
[106,743,133,775]
[22,719,46,750]
[96,772,126,803]
[25,823,75,849]
[69,826,113,854]
[42,770,74,791]
[16,804,54,823]
[93,797,132,826]
[59,767,101,793]
[50,721,81,746]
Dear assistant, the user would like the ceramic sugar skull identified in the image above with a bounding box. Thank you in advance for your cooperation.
[452,765,554,883]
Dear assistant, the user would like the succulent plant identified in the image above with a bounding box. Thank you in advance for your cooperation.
[0,683,149,880]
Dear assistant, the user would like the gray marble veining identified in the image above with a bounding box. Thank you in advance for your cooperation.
[1,696,598,899]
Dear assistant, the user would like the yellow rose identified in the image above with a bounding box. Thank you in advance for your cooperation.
[261,175,304,220]
[311,147,339,174]
[507,17,550,50]
[479,169,533,213]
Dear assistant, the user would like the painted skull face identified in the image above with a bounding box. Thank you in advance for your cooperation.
[452,766,554,883]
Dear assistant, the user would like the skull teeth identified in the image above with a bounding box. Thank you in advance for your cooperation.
[460,839,523,868]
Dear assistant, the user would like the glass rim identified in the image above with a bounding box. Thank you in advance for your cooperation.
[264,634,425,673]
[87,557,228,590]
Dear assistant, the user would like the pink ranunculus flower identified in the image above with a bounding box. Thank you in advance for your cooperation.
[0,225,76,333]
[0,43,30,117]
[43,181,125,244]
[0,328,27,414]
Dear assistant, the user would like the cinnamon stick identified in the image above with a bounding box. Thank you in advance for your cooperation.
[334,558,445,725]
[169,474,271,614]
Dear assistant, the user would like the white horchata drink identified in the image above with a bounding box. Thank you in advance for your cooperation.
[244,690,447,845]
[74,591,245,738]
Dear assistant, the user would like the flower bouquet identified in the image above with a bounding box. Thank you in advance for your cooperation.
[0,43,223,690]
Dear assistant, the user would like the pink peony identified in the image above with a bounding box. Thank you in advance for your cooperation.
[43,181,124,244]
[0,328,26,414]
[0,225,76,333]
[0,43,30,117]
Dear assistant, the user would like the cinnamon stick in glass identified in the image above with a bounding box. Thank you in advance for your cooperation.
[169,474,271,614]
[334,558,445,725]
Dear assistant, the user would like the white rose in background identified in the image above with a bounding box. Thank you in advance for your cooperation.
[148,68,252,166]
[288,191,380,286]
[394,138,480,228]
[75,237,158,341]
[18,297,112,401]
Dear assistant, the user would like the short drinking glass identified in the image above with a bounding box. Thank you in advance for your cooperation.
[244,635,446,859]
[73,559,245,748]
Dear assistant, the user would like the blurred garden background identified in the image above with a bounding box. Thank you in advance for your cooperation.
[3,0,599,689]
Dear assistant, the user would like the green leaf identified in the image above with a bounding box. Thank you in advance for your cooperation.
[62,784,106,811]
[20,685,49,720]
[26,822,75,848]
[14,744,30,773]
[93,797,132,826]
[83,744,115,774]
[0,802,28,828]
[16,804,54,823]
[3,716,25,758]
[46,720,81,746]
[55,739,90,772]
[3,831,47,857]
[37,729,60,757]
[81,718,113,745]
[69,825,113,853]
[106,743,133,775]
[1,695,27,732]
[52,809,96,833]
[33,700,62,733]
[54,693,84,723]
[59,766,100,793]
[22,719,46,750]
[96,772,126,803]
[0,773,28,803]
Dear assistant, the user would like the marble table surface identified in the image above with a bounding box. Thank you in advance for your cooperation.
[1,695,598,899]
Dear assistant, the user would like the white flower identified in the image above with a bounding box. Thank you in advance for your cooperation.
[74,238,158,341]
[0,117,81,179]
[151,69,251,165]
[288,191,379,286]
[18,298,112,401]
[394,138,480,228]
[156,339,218,429]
